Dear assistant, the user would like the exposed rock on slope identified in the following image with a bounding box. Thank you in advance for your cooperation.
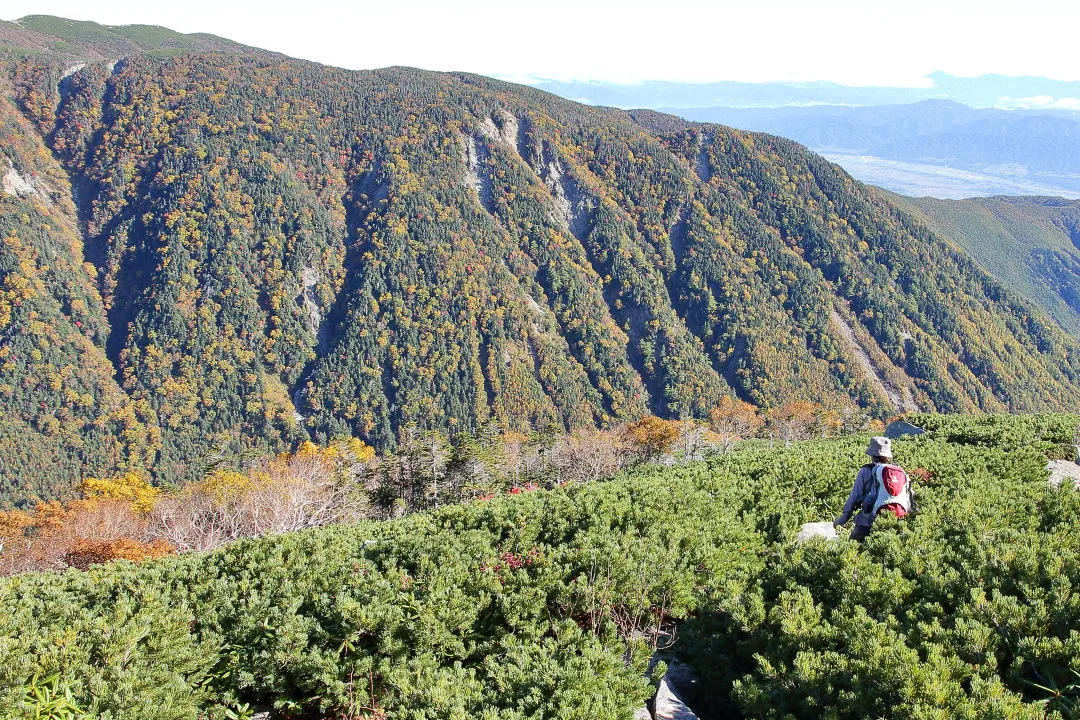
[1048,459,1080,488]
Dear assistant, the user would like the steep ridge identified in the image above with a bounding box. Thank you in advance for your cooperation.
[888,193,1080,336]
[0,27,1079,499]
[2,15,268,63]
[0,75,153,502]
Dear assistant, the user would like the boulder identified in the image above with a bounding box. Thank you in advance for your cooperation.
[885,420,925,440]
[796,521,838,543]
[654,673,699,720]
[1048,459,1080,488]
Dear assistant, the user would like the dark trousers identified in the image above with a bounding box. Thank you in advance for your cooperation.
[850,524,872,542]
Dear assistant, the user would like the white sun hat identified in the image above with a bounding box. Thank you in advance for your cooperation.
[867,436,893,459]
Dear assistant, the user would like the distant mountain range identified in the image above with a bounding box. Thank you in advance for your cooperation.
[527,73,1080,112]
[671,101,1080,199]
[529,76,1080,199]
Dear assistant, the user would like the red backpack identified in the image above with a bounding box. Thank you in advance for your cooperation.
[880,465,906,496]
[873,463,911,518]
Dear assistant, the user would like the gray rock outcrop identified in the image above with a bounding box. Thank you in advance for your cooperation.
[885,420,925,439]
[1048,459,1080,488]
[796,521,838,543]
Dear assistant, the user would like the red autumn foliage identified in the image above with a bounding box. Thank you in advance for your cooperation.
[908,467,934,484]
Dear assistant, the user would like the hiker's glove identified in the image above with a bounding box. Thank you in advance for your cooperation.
[833,516,846,528]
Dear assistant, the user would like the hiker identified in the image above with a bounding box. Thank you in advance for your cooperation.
[834,436,913,541]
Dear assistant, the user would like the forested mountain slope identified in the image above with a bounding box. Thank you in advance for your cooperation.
[2,19,1079,500]
[888,193,1080,336]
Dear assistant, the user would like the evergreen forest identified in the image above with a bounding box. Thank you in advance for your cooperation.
[2,19,1080,504]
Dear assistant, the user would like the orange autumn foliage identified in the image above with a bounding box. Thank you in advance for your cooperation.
[623,416,681,460]
[63,537,174,570]
[770,400,825,442]
[709,397,764,446]
[0,494,169,575]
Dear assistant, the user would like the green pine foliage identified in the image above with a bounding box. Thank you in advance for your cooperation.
[0,84,153,504]
[678,414,1080,718]
[3,414,1080,718]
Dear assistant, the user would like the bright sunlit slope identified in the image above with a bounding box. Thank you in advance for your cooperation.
[1,18,1079,505]
[889,192,1080,336]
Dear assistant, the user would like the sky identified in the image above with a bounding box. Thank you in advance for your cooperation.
[4,0,1080,87]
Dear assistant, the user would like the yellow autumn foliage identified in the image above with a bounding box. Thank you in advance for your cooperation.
[81,471,160,512]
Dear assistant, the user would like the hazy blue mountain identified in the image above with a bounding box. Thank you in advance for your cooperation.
[528,72,1080,111]
[663,101,1080,199]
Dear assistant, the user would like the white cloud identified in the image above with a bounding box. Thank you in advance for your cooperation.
[1049,97,1080,110]
[995,95,1080,110]
[491,75,546,87]
[997,95,1056,108]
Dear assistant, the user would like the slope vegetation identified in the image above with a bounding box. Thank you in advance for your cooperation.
[1,23,1079,499]
[0,75,154,502]
[1,15,265,62]
[890,193,1080,336]
[4,414,1080,718]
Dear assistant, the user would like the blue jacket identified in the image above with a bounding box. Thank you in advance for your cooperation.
[837,464,880,529]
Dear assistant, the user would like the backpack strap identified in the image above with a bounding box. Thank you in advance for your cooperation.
[860,463,880,512]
